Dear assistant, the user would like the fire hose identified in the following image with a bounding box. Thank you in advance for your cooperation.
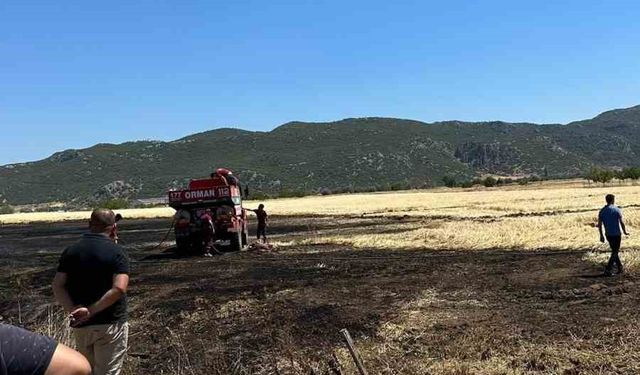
[148,217,176,251]
[148,217,224,254]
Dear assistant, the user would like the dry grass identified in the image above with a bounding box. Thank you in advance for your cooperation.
[4,181,637,270]
[261,183,639,218]
[259,183,640,272]
[1,180,632,224]
[0,207,175,224]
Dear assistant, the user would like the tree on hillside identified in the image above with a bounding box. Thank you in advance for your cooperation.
[99,198,130,210]
[615,169,628,184]
[459,180,474,188]
[632,167,640,182]
[0,203,14,215]
[622,167,640,183]
[586,168,596,185]
[483,176,497,187]
[588,167,614,186]
[600,169,615,186]
[442,175,458,188]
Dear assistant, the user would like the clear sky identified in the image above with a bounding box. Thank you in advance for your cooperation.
[1,0,639,165]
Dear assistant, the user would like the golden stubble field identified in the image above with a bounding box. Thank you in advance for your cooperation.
[5,181,637,270]
[263,182,640,272]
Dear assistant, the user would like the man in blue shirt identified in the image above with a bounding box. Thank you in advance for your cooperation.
[598,194,630,276]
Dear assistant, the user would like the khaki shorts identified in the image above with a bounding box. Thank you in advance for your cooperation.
[74,321,129,375]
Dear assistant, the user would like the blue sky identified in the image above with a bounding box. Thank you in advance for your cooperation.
[1,0,639,165]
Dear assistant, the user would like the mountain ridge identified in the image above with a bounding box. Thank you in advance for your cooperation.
[1,105,639,205]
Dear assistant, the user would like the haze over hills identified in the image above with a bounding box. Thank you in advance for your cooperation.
[1,105,640,205]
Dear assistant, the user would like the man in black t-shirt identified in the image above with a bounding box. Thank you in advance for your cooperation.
[52,208,130,375]
[251,204,268,243]
[0,323,90,375]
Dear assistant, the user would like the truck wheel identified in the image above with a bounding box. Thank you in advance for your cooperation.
[231,231,243,252]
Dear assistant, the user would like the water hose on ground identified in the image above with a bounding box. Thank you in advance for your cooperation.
[149,218,176,251]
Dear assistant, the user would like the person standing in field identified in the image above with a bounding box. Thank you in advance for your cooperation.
[109,213,123,243]
[598,194,630,276]
[0,323,91,375]
[52,208,130,375]
[251,204,268,243]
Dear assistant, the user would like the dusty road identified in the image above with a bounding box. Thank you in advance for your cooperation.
[1,216,639,374]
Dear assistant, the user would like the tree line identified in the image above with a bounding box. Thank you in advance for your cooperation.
[586,167,640,185]
[441,175,544,189]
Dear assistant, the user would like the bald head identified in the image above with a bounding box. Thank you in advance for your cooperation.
[90,208,116,234]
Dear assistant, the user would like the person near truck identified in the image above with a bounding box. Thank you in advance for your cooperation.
[598,194,630,276]
[109,213,123,243]
[52,208,130,375]
[0,323,91,375]
[251,204,268,243]
[200,209,217,257]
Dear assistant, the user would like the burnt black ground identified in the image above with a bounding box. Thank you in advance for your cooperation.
[1,217,639,374]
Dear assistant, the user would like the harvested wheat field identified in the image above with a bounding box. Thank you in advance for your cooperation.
[2,182,640,374]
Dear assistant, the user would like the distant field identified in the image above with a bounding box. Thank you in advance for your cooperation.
[0,207,176,225]
[0,179,612,222]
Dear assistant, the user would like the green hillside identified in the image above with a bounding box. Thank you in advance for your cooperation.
[1,105,639,205]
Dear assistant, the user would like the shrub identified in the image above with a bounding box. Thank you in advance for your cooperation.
[318,187,332,196]
[459,180,474,188]
[483,176,497,187]
[99,199,130,210]
[249,191,271,201]
[389,182,410,191]
[621,167,640,181]
[0,204,14,215]
[442,175,458,188]
[279,190,307,198]
[134,203,167,209]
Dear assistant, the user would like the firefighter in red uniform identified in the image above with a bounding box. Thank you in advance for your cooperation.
[200,209,218,256]
[109,214,123,243]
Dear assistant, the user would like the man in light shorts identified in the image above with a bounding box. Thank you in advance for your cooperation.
[52,208,130,375]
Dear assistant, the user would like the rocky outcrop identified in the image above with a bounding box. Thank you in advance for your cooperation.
[454,142,522,172]
[90,180,140,202]
[50,150,85,163]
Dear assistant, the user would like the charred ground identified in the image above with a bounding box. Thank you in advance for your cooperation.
[1,215,639,374]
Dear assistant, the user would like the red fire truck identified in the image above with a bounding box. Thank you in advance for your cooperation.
[168,168,248,253]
